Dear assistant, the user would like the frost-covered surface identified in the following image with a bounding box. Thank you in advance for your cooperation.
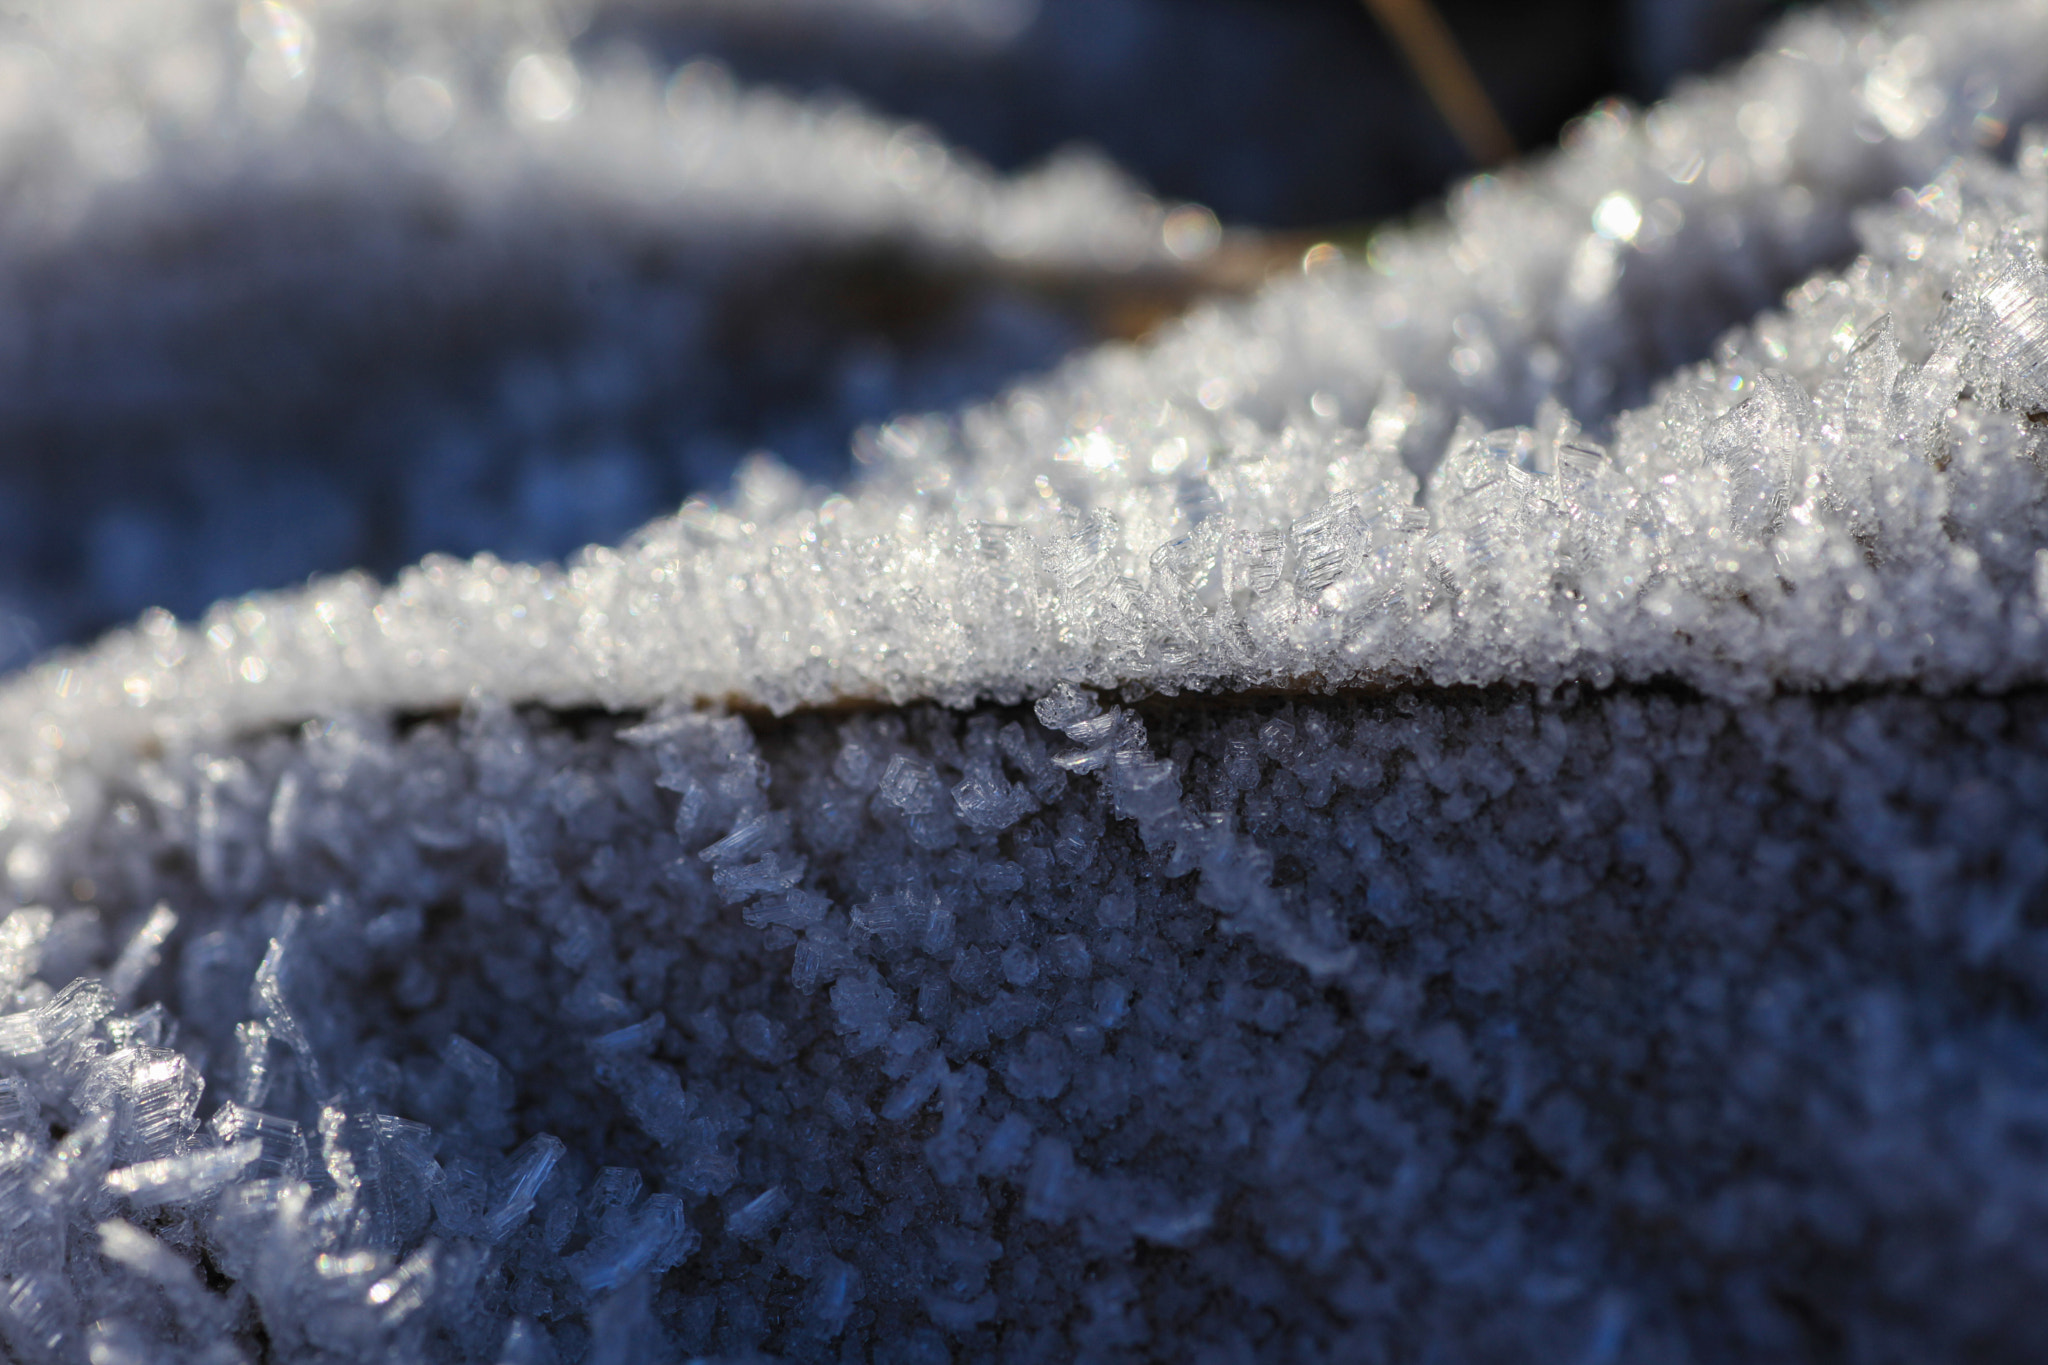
[11,0,2048,1362]
[14,687,2048,1362]
[3,0,1185,278]
[1,0,2040,658]
[0,0,1208,655]
[16,113,2048,786]
[3,0,2046,661]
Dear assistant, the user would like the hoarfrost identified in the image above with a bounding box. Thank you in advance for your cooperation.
[15,2,2048,761]
[0,0,1210,657]
[2,0,2048,1362]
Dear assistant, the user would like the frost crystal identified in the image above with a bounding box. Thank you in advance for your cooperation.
[0,0,1212,658]
[13,2,2048,746]
[4,0,2048,1362]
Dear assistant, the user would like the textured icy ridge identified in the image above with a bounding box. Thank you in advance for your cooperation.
[1,0,2046,745]
[0,0,1239,653]
[10,127,2048,810]
[0,0,1190,277]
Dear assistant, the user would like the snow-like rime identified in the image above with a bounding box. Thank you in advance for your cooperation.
[3,0,2048,1361]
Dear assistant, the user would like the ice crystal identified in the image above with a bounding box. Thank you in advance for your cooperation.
[16,83,2048,761]
[10,684,2048,1361]
[0,0,1210,657]
[0,1,2047,1363]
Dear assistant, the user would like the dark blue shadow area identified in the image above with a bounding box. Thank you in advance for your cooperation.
[0,214,1090,668]
[584,0,1791,229]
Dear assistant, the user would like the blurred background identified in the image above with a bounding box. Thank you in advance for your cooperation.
[0,0,1791,667]
[584,0,1792,228]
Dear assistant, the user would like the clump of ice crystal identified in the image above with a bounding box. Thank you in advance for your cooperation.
[20,108,2048,751]
[0,0,1211,655]
[8,1,2048,1362]
[0,0,2043,659]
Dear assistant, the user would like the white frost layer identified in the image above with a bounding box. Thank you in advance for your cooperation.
[0,0,1220,660]
[0,5,2045,1360]
[3,5,2048,797]
[7,2,2048,798]
[1,0,1186,274]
